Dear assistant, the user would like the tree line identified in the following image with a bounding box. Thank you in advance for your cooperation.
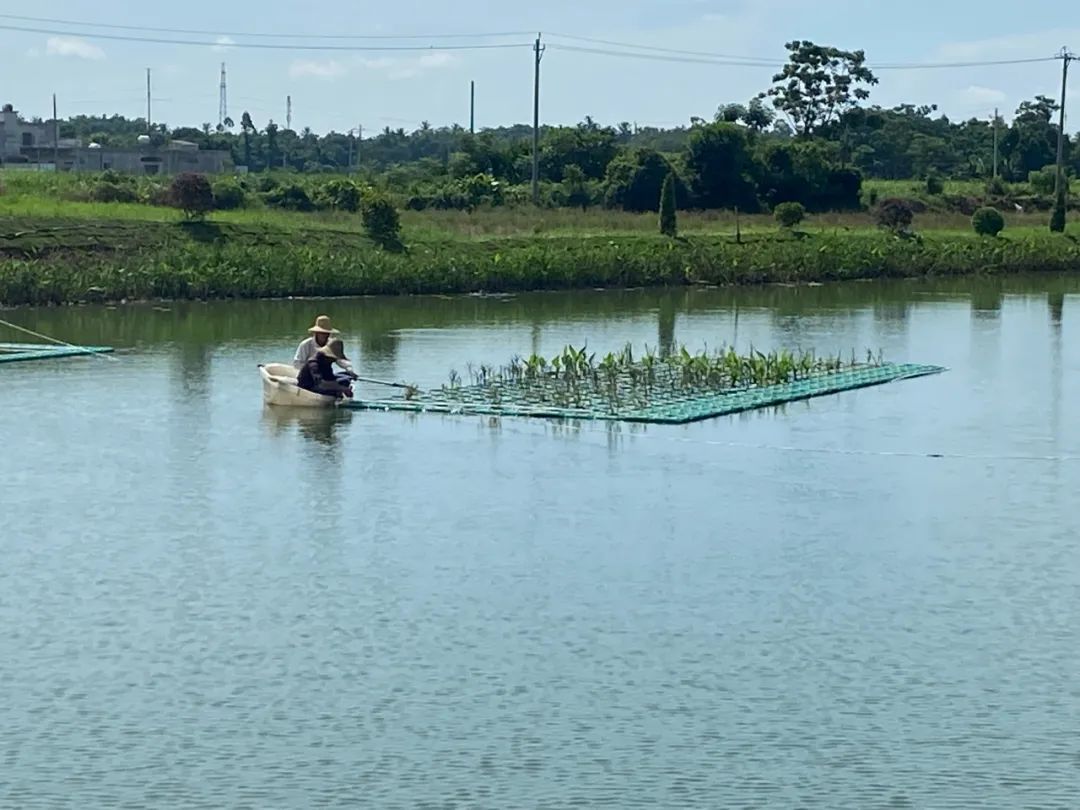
[47,40,1076,213]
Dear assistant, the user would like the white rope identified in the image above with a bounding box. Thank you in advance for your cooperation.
[0,316,118,361]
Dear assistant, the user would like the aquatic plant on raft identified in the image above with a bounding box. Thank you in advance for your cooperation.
[440,342,886,413]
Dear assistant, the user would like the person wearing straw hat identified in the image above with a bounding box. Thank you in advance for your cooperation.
[297,337,354,399]
[293,314,356,384]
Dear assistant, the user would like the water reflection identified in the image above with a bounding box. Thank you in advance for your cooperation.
[261,406,353,449]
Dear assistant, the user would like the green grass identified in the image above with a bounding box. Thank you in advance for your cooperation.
[3,170,1080,306]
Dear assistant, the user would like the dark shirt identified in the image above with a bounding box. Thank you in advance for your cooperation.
[297,352,337,393]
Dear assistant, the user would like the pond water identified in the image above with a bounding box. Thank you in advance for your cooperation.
[2,278,1079,809]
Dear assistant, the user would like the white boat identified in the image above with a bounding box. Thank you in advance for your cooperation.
[259,362,339,408]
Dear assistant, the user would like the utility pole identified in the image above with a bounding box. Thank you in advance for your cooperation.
[1054,48,1074,197]
[52,93,59,169]
[146,68,152,132]
[531,33,545,205]
[218,63,228,128]
[470,80,475,134]
[992,107,999,179]
[285,96,292,169]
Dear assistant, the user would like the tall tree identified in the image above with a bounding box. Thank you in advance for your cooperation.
[240,111,255,168]
[762,41,878,137]
[265,120,279,169]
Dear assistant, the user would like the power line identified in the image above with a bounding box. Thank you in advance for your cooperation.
[0,23,532,51]
[872,56,1060,70]
[547,33,1062,71]
[547,32,772,63]
[0,13,531,40]
[549,44,780,67]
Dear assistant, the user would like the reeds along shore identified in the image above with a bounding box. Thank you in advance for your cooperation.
[3,220,1080,306]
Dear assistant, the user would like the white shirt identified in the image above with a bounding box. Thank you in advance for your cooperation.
[293,337,354,372]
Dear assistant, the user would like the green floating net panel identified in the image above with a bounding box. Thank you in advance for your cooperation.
[346,362,945,425]
[0,342,114,364]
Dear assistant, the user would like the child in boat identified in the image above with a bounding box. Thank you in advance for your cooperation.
[297,338,354,399]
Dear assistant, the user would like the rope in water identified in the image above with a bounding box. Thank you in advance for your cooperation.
[0,316,118,362]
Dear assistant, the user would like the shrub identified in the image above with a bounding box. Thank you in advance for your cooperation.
[212,178,247,210]
[985,176,1007,197]
[264,183,313,212]
[971,207,1005,237]
[1050,189,1067,233]
[774,201,806,229]
[316,179,362,212]
[90,182,138,204]
[361,191,402,249]
[925,173,944,195]
[169,173,214,220]
[876,198,915,233]
[659,173,678,237]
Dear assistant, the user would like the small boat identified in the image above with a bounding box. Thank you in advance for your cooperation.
[259,362,338,408]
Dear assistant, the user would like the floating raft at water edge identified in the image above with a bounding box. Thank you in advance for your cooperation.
[345,362,945,425]
[0,342,114,364]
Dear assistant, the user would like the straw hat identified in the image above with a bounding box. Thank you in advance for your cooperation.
[318,338,350,363]
[307,315,341,335]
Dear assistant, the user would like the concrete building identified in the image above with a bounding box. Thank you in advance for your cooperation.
[0,104,63,159]
[73,140,232,174]
[1,104,232,174]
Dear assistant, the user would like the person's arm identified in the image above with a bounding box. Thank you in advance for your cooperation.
[293,339,309,370]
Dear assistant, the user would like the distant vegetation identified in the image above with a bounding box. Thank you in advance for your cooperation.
[2,38,1078,306]
[7,40,1069,222]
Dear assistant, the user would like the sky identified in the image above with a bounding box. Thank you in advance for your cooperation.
[1,0,1078,135]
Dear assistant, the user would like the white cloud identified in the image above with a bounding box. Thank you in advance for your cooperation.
[289,59,348,80]
[45,36,105,61]
[359,51,459,81]
[213,36,235,52]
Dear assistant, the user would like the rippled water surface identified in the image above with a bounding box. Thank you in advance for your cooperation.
[2,279,1080,808]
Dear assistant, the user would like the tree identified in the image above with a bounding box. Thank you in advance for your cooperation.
[762,40,878,137]
[561,164,593,211]
[684,122,758,210]
[1004,96,1064,180]
[169,173,214,220]
[743,98,775,132]
[361,190,403,249]
[539,120,618,181]
[659,173,677,237]
[1050,189,1067,233]
[716,103,747,123]
[604,149,684,212]
[265,120,279,169]
[240,112,255,168]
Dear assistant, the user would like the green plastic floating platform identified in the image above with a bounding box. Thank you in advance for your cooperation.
[345,362,945,425]
[0,342,114,364]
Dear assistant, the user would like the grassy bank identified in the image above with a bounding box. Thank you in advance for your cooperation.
[3,211,1080,306]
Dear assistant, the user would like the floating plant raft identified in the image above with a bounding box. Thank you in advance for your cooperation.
[345,344,945,425]
[0,342,114,364]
